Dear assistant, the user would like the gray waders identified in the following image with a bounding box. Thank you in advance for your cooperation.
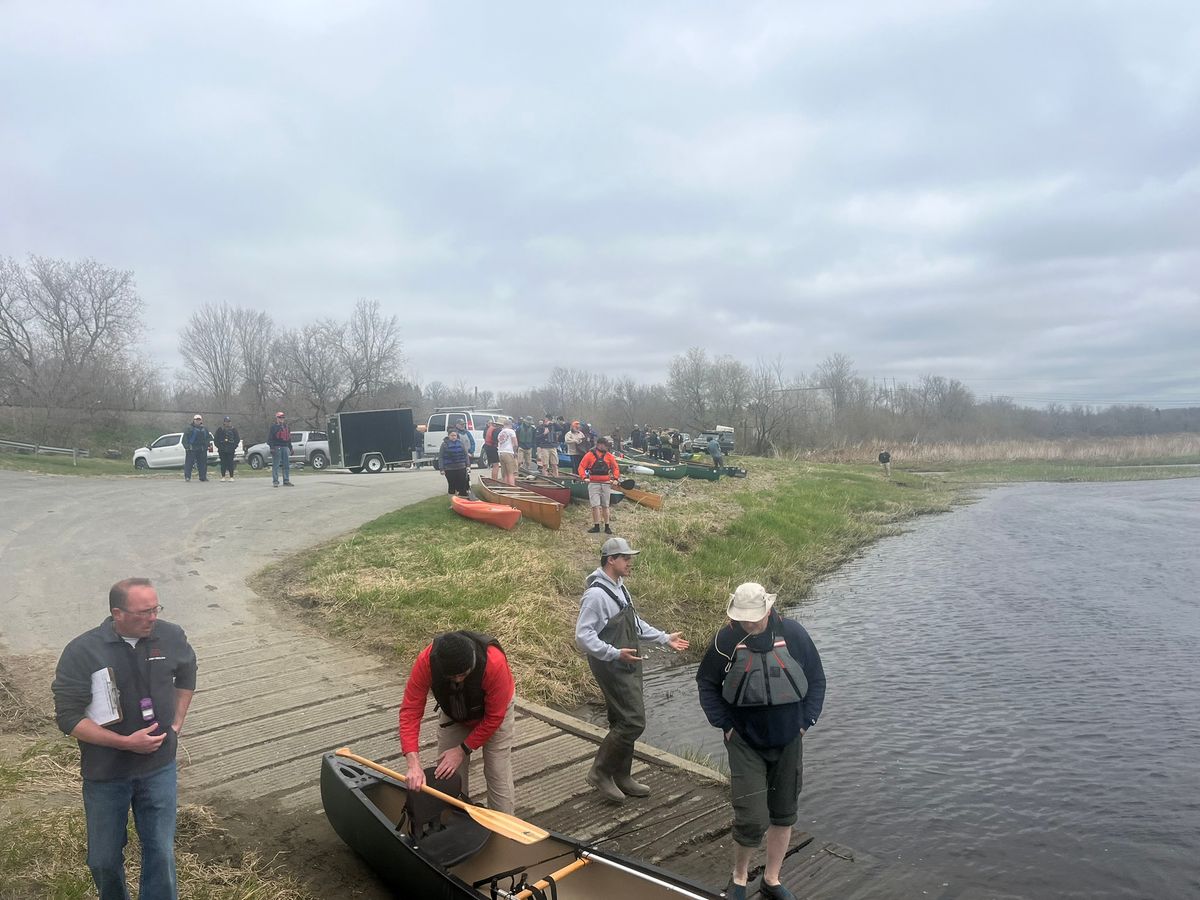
[588,602,645,779]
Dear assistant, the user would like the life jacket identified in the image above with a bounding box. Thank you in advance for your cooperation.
[429,631,504,723]
[588,451,612,478]
[484,423,499,447]
[720,624,808,708]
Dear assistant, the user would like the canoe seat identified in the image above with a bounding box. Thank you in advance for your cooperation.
[401,768,490,868]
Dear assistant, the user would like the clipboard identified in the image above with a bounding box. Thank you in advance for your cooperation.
[86,667,122,726]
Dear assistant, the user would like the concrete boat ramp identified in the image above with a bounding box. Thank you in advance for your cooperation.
[184,626,954,899]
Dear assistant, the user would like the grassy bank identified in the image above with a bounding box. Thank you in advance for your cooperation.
[256,460,958,706]
[0,662,316,900]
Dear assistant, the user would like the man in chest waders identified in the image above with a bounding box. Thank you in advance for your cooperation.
[575,537,690,803]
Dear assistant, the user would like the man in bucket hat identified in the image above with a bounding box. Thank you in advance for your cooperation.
[575,537,689,803]
[695,583,826,900]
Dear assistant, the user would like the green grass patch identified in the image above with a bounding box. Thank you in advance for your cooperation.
[257,459,956,706]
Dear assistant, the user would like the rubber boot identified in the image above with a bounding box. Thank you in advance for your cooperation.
[585,764,626,804]
[613,773,650,797]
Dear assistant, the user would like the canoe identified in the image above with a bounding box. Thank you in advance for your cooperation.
[720,465,748,478]
[540,472,625,505]
[619,457,687,479]
[515,473,573,506]
[477,477,563,530]
[451,496,521,530]
[619,485,664,510]
[320,751,724,900]
[683,462,721,481]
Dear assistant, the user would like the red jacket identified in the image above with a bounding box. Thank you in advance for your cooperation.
[398,643,515,753]
[579,449,620,483]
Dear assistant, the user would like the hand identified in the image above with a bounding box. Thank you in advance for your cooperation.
[617,648,645,664]
[405,756,426,793]
[435,746,467,780]
[665,632,689,651]
[124,724,167,754]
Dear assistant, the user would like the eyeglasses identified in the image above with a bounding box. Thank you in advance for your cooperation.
[120,605,164,618]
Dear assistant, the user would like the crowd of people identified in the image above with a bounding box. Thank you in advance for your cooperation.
[56,549,824,900]
[177,410,297,487]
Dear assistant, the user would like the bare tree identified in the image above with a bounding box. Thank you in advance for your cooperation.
[231,307,275,417]
[338,299,403,411]
[179,303,242,409]
[667,347,710,429]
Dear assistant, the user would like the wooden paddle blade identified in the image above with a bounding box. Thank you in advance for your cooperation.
[333,748,549,845]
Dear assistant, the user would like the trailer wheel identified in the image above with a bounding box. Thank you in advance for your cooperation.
[364,455,384,474]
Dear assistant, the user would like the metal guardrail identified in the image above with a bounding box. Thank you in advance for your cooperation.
[0,438,91,464]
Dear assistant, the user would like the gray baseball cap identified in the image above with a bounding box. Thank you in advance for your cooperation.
[601,537,640,557]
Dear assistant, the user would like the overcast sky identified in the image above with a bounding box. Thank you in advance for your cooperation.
[2,1,1197,407]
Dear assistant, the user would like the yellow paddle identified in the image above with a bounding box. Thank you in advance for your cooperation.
[333,747,549,845]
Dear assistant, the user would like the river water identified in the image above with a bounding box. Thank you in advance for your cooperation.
[597,479,1200,899]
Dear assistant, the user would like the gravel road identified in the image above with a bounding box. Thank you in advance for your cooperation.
[0,467,448,655]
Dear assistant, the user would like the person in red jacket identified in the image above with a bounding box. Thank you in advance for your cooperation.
[579,437,620,535]
[398,630,517,813]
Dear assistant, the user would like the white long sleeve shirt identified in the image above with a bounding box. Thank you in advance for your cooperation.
[574,567,669,663]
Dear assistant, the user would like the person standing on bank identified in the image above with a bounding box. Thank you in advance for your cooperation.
[399,630,517,814]
[535,415,559,477]
[439,427,472,498]
[214,416,240,481]
[516,416,536,472]
[268,411,293,487]
[182,414,211,482]
[497,417,519,486]
[564,420,588,475]
[579,437,621,534]
[575,537,689,804]
[696,583,826,900]
[51,578,198,900]
[878,449,891,478]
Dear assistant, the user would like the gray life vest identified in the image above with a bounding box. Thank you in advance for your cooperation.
[721,630,808,708]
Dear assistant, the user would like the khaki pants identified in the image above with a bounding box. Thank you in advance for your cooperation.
[519,447,532,470]
[537,447,559,476]
[437,699,517,814]
[499,453,518,481]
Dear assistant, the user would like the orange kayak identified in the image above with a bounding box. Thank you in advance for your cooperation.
[451,496,521,530]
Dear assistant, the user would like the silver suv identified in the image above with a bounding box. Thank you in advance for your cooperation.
[244,430,331,470]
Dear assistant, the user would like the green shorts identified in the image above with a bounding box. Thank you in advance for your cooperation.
[725,729,803,847]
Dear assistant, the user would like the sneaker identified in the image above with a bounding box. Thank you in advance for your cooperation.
[587,524,600,533]
[724,883,747,900]
[273,483,280,488]
[283,481,294,486]
[603,524,613,534]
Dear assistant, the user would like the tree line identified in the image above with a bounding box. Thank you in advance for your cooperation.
[3,256,1195,451]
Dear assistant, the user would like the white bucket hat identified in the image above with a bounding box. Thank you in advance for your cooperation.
[726,582,777,622]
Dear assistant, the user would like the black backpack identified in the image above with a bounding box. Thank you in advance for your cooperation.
[590,451,611,477]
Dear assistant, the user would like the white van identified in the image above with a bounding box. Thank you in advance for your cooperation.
[422,408,507,467]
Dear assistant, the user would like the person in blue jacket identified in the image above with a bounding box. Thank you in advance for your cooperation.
[182,415,211,482]
[696,583,826,900]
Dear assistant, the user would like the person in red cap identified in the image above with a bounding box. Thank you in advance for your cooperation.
[267,412,293,487]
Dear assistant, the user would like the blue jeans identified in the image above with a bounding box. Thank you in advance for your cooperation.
[271,446,291,484]
[83,760,178,900]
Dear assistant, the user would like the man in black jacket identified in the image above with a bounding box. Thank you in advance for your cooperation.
[214,416,240,481]
[696,583,826,900]
[52,578,197,900]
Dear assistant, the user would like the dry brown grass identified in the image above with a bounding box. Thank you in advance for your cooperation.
[796,433,1200,464]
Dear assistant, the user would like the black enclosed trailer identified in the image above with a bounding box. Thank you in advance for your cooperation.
[328,408,418,473]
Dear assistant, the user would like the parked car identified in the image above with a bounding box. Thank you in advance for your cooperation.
[421,408,506,468]
[689,427,735,455]
[243,430,331,470]
[133,433,219,470]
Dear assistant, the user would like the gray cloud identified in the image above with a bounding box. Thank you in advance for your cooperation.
[2,0,1197,406]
